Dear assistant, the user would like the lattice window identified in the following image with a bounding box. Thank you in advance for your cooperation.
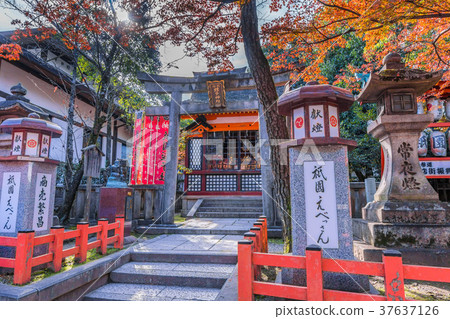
[206,175,237,192]
[241,174,262,191]
[189,138,202,170]
[187,174,202,192]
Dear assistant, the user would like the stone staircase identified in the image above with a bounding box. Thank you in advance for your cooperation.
[194,198,263,219]
[136,197,265,236]
[84,243,238,301]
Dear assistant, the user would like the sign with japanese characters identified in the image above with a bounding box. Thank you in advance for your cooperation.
[207,80,226,108]
[304,161,339,248]
[12,132,23,155]
[0,172,21,233]
[25,132,39,156]
[32,173,52,231]
[309,105,325,138]
[420,160,450,177]
[40,134,50,158]
[293,107,305,139]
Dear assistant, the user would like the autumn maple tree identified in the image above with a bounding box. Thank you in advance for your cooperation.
[264,0,450,86]
[3,0,160,222]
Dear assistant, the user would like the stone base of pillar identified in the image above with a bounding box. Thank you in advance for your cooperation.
[353,239,450,267]
[353,218,450,248]
[363,200,450,224]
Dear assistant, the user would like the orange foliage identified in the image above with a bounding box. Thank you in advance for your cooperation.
[263,0,450,84]
[0,43,22,61]
[5,0,449,85]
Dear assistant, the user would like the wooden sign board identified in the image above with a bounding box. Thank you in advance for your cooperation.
[207,80,226,108]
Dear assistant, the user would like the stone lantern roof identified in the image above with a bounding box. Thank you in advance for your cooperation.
[0,114,62,137]
[0,83,49,118]
[357,53,444,103]
[277,81,355,116]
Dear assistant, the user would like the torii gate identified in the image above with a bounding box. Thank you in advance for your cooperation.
[134,68,289,226]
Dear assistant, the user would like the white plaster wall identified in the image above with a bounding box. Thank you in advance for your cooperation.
[0,60,133,167]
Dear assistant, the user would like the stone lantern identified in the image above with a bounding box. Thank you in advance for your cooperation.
[278,81,354,141]
[0,113,62,240]
[277,82,368,292]
[354,53,449,265]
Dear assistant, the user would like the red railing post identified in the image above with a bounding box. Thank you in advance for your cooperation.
[115,217,125,249]
[49,226,65,272]
[250,226,261,253]
[244,232,258,279]
[383,250,406,301]
[306,245,323,301]
[75,222,89,263]
[257,216,268,253]
[98,219,109,255]
[238,239,254,301]
[14,230,35,285]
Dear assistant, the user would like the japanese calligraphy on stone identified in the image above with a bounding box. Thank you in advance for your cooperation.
[32,173,52,231]
[304,161,339,248]
[398,142,421,190]
[309,105,325,138]
[0,172,21,233]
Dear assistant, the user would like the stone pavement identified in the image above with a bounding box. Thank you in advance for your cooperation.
[84,232,248,301]
[84,197,279,301]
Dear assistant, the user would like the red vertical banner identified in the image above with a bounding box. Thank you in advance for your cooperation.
[141,115,151,185]
[147,116,158,185]
[155,116,169,185]
[130,114,169,185]
[130,111,143,185]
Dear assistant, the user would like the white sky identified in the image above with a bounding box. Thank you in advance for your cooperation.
[0,1,282,77]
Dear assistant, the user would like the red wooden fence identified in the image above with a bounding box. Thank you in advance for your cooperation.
[238,216,450,301]
[0,217,124,285]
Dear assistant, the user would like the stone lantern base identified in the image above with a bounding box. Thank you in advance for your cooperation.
[353,114,450,266]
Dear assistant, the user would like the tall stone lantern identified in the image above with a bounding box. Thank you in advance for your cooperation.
[354,53,449,265]
[277,81,368,292]
[0,114,62,242]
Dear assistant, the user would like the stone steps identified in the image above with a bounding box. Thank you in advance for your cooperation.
[197,206,263,212]
[84,283,221,301]
[135,225,250,236]
[131,250,237,264]
[200,202,263,208]
[110,261,234,288]
[196,212,262,219]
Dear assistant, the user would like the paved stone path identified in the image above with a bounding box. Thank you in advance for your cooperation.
[83,197,285,301]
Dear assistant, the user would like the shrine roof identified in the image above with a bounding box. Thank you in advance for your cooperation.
[138,69,290,94]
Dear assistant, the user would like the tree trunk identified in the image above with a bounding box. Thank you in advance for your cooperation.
[240,0,292,252]
[106,117,112,167]
[58,160,84,223]
[64,52,78,191]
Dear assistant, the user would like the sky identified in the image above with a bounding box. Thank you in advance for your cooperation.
[0,1,280,77]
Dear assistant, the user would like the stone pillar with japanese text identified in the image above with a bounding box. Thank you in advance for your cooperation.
[277,82,369,292]
[0,114,62,257]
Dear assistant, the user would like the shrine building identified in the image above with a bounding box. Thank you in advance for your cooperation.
[132,68,290,226]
